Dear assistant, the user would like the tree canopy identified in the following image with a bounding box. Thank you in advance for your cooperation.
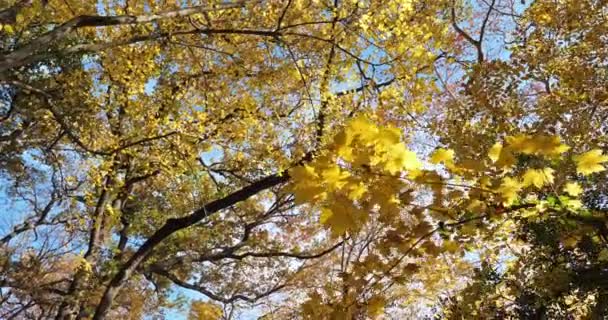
[0,0,607,319]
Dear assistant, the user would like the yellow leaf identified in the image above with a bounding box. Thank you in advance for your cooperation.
[377,126,402,146]
[290,164,317,181]
[497,177,522,204]
[466,199,486,214]
[15,14,24,25]
[562,235,581,248]
[320,201,360,237]
[506,134,569,156]
[563,182,583,197]
[521,168,554,188]
[333,129,352,149]
[407,168,423,179]
[494,146,516,169]
[189,300,223,320]
[76,257,93,274]
[383,144,420,174]
[459,158,485,171]
[346,182,367,200]
[319,207,333,224]
[488,142,502,163]
[430,148,455,167]
[289,165,327,204]
[292,184,327,205]
[566,199,583,210]
[3,24,14,34]
[320,165,350,190]
[573,149,608,175]
[506,134,534,153]
[366,296,386,317]
[443,240,460,253]
[348,115,378,144]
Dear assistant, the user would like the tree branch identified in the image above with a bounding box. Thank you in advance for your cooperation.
[92,170,293,319]
[152,268,286,304]
[0,1,253,72]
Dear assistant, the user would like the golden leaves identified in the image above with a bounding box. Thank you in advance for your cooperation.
[319,200,364,237]
[487,142,503,163]
[76,257,93,274]
[290,115,422,236]
[12,0,606,318]
[346,181,368,201]
[493,146,517,169]
[188,300,223,320]
[430,148,455,168]
[0,24,15,34]
[289,165,327,205]
[521,168,554,189]
[347,116,380,145]
[292,117,586,239]
[366,296,386,317]
[335,115,421,175]
[384,144,421,174]
[573,149,608,175]
[488,135,570,171]
[320,165,351,190]
[563,182,583,197]
[497,177,523,205]
[506,134,569,157]
[338,117,421,175]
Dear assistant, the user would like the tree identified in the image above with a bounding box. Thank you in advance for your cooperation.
[0,0,606,319]
[432,0,608,318]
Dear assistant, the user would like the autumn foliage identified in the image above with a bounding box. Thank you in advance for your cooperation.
[0,0,607,319]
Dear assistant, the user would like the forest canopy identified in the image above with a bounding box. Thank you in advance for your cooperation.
[0,0,607,319]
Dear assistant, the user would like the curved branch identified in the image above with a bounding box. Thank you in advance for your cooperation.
[226,241,343,260]
[92,170,293,320]
[0,196,58,245]
[152,268,285,304]
[450,4,483,63]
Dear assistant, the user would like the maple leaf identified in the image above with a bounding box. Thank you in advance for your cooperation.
[348,115,379,145]
[497,177,523,204]
[443,240,460,253]
[506,134,535,153]
[494,146,516,169]
[320,165,350,190]
[377,126,402,146]
[488,142,503,163]
[521,168,554,188]
[290,164,317,181]
[534,135,570,156]
[383,144,421,174]
[563,182,583,197]
[289,165,327,204]
[319,207,333,225]
[430,148,455,168]
[506,134,569,156]
[345,181,368,200]
[333,129,355,161]
[333,129,352,148]
[598,249,608,262]
[573,149,608,175]
[320,201,360,237]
